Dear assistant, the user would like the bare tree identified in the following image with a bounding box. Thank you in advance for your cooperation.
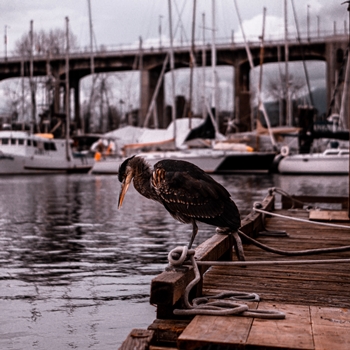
[81,74,121,133]
[266,73,306,125]
[14,28,78,56]
[2,79,31,123]
[266,73,306,101]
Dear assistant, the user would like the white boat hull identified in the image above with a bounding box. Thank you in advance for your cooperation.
[278,150,349,174]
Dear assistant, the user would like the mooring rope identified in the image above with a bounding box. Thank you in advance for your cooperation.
[168,189,350,318]
[254,202,350,230]
[169,247,285,319]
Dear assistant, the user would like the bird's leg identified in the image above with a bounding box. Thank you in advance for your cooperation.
[188,220,198,249]
[232,231,246,261]
[217,227,246,261]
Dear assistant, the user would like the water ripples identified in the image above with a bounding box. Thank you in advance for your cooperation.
[0,173,347,348]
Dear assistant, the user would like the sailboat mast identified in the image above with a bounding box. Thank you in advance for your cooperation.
[284,0,290,126]
[188,0,196,129]
[211,0,218,126]
[87,0,94,75]
[29,20,35,133]
[65,16,71,161]
[202,12,206,120]
[168,0,177,142]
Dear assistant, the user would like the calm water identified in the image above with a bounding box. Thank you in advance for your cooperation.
[0,172,348,349]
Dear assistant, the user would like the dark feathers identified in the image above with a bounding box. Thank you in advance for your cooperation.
[118,156,241,247]
[152,159,240,230]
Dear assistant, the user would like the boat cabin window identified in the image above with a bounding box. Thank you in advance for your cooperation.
[18,139,25,145]
[325,151,338,156]
[11,139,16,145]
[33,140,37,147]
[44,142,56,151]
[1,138,9,145]
[27,139,32,146]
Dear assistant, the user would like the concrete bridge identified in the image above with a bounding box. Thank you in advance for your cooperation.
[0,33,348,132]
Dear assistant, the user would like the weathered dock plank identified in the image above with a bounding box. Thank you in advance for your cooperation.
[118,329,154,350]
[311,306,350,350]
[246,303,314,350]
[148,319,190,346]
[177,311,256,349]
[309,209,350,222]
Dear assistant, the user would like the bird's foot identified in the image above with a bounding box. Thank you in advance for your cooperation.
[216,227,231,234]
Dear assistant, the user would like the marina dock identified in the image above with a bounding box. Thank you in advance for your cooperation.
[120,191,350,349]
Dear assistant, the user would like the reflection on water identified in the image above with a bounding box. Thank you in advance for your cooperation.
[0,173,348,348]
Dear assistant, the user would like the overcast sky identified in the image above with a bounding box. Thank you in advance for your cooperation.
[0,0,347,117]
[1,0,348,54]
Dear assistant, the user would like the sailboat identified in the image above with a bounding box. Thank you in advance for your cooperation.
[91,0,277,175]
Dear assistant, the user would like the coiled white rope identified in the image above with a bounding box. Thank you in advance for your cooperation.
[168,246,285,319]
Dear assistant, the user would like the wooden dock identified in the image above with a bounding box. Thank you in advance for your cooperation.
[119,193,350,350]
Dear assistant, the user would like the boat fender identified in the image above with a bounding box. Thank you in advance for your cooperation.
[280,146,289,157]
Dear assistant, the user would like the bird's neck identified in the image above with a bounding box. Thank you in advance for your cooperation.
[132,158,157,201]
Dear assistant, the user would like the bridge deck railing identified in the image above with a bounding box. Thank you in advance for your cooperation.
[0,30,348,63]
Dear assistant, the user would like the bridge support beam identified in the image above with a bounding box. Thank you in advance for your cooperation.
[139,68,165,128]
[71,78,81,131]
[325,41,348,124]
[234,62,251,132]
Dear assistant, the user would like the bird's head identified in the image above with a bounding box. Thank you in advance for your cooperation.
[118,155,136,209]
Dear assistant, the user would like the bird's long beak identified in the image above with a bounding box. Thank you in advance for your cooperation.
[118,172,133,209]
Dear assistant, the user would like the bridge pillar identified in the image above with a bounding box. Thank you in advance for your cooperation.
[139,68,165,128]
[234,62,251,132]
[71,78,81,131]
[52,73,61,116]
[325,41,348,122]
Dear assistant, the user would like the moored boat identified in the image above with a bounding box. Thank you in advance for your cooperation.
[278,148,349,174]
[0,130,94,175]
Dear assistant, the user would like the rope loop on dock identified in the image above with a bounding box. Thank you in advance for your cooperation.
[168,246,285,319]
[167,245,190,266]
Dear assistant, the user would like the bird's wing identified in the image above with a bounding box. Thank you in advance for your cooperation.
[151,166,229,221]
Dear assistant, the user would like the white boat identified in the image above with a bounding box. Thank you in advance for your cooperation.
[90,118,277,175]
[91,147,277,175]
[278,148,349,174]
[0,130,94,175]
